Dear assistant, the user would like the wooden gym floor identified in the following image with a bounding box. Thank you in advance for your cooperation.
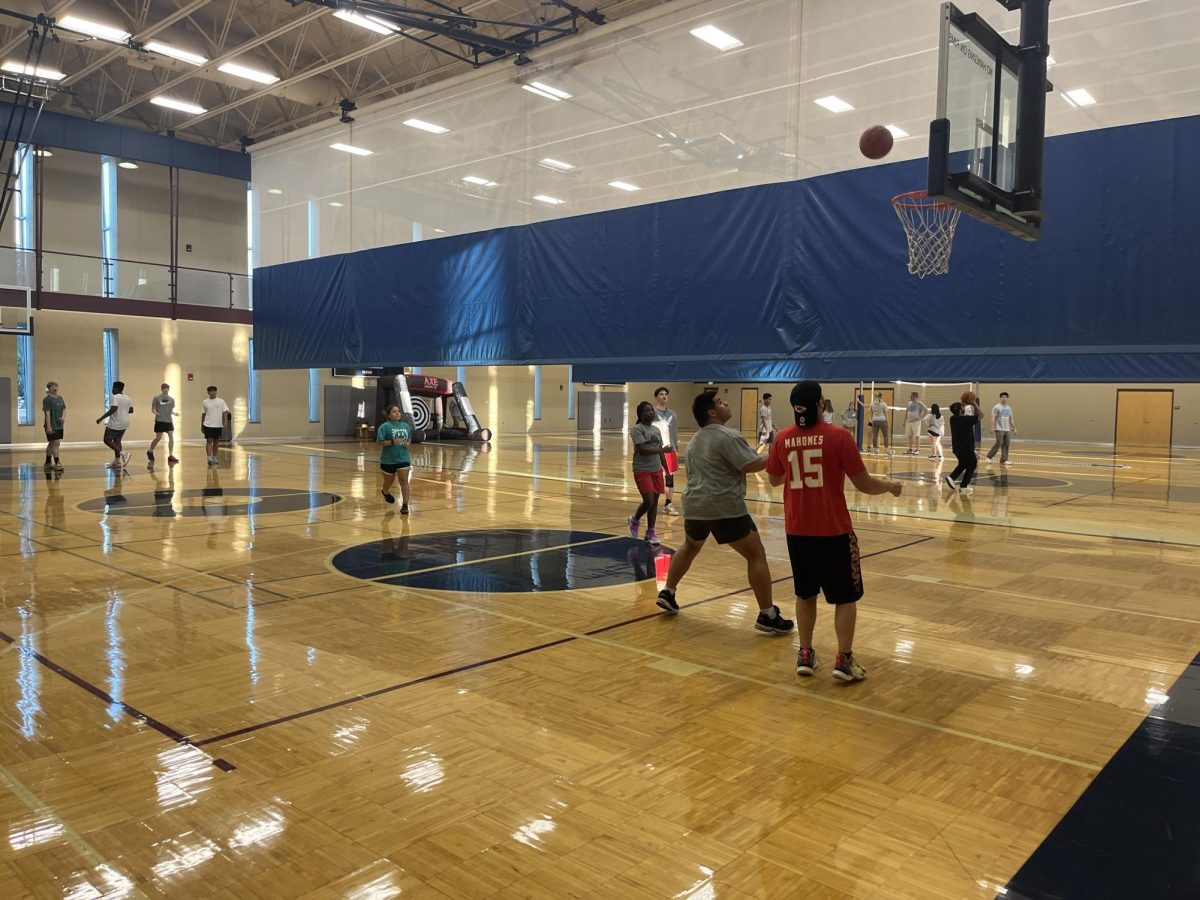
[0,432,1198,898]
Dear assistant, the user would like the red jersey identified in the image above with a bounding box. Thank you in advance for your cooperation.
[766,422,866,536]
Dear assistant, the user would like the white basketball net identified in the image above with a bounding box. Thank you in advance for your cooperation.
[893,192,962,277]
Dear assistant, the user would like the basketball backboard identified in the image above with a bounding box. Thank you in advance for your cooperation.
[0,285,32,335]
[928,1,1051,241]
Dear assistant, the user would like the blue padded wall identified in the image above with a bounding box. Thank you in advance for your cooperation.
[253,115,1200,381]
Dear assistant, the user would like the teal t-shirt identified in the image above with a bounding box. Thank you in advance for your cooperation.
[42,394,65,430]
[378,420,412,464]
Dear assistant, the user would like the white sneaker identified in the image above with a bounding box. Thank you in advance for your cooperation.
[663,504,680,517]
[943,475,959,491]
[961,486,974,496]
[119,451,131,467]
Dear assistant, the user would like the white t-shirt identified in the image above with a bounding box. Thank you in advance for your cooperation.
[107,393,133,430]
[924,413,945,436]
[822,410,835,424]
[992,403,1014,431]
[758,404,773,434]
[202,397,230,428]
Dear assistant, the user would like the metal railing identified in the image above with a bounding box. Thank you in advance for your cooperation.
[0,245,250,311]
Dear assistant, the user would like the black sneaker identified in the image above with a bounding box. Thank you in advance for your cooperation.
[400,504,409,515]
[382,491,395,504]
[755,606,795,634]
[656,588,679,615]
[147,450,154,462]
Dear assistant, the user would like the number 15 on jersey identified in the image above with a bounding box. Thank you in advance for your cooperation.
[787,449,824,488]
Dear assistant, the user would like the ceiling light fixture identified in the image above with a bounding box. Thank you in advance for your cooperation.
[462,175,497,186]
[814,95,854,113]
[117,160,139,170]
[608,181,640,192]
[885,124,909,139]
[329,142,373,156]
[403,118,449,134]
[333,10,396,35]
[689,25,743,52]
[150,96,207,115]
[267,188,283,195]
[521,81,572,101]
[1,60,65,80]
[1062,88,1096,107]
[539,157,574,172]
[33,149,53,157]
[144,41,207,66]
[218,61,279,85]
[328,201,344,207]
[533,194,565,205]
[58,15,132,44]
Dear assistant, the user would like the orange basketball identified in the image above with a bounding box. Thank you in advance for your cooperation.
[859,125,894,160]
[961,390,977,406]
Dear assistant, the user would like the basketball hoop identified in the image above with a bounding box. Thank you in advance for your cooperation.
[892,191,962,277]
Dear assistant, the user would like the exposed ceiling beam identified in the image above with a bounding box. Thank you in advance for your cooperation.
[59,0,214,88]
[96,5,329,122]
[0,0,77,57]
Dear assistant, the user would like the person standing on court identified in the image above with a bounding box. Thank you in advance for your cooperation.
[655,392,794,636]
[628,401,666,545]
[987,391,1017,465]
[148,383,180,466]
[767,381,902,682]
[378,404,413,514]
[201,386,231,466]
[903,391,928,456]
[96,381,133,469]
[755,393,775,453]
[42,381,65,471]
[944,401,979,494]
[652,387,681,516]
[866,391,890,455]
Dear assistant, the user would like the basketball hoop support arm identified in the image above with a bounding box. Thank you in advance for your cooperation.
[1011,0,1050,217]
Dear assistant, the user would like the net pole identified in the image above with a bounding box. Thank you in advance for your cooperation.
[857,380,865,449]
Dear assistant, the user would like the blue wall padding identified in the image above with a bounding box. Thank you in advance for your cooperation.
[253,115,1200,381]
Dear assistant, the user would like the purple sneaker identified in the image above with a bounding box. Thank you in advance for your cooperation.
[627,516,640,539]
[645,529,661,545]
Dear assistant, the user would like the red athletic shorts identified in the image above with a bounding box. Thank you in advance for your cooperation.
[634,470,666,494]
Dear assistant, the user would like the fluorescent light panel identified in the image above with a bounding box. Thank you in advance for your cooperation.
[522,81,572,101]
[533,194,564,205]
[218,61,279,85]
[333,10,395,35]
[462,175,497,186]
[885,124,909,139]
[266,188,283,195]
[1063,88,1096,107]
[1,60,65,80]
[403,118,449,134]
[150,95,206,115]
[144,41,207,66]
[814,95,854,113]
[58,15,131,43]
[329,142,373,156]
[328,201,344,207]
[689,25,743,52]
[34,149,53,157]
[608,180,640,192]
[539,157,574,171]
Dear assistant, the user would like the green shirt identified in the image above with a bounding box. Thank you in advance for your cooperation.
[378,420,412,465]
[42,394,65,430]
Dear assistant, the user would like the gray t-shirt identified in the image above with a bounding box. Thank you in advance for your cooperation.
[870,400,888,423]
[681,424,760,520]
[630,422,664,473]
[652,406,678,449]
[42,394,65,431]
[151,394,176,423]
[905,400,928,423]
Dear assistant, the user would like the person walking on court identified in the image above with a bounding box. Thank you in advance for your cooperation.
[655,392,794,636]
[755,393,775,453]
[378,404,413,513]
[866,391,890,455]
[945,401,980,494]
[903,391,928,455]
[42,381,65,471]
[767,381,902,682]
[652,387,681,517]
[201,386,231,466]
[924,403,945,459]
[96,381,133,469]
[987,391,1017,465]
[148,383,180,465]
[628,401,666,545]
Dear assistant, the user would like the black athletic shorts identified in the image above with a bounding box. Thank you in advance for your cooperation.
[103,428,126,442]
[380,461,411,474]
[154,421,175,433]
[46,429,63,441]
[202,426,223,440]
[786,533,863,604]
[684,514,756,545]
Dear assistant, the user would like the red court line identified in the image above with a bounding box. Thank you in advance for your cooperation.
[195,536,934,749]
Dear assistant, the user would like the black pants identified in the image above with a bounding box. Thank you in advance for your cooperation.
[950,446,977,487]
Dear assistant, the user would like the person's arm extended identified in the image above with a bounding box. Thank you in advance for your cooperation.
[634,441,664,457]
[742,456,768,474]
[96,405,116,424]
[849,469,902,497]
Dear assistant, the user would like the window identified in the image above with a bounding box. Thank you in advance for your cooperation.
[308,368,320,422]
[456,366,466,386]
[100,156,118,297]
[102,328,119,408]
[567,365,575,420]
[532,365,542,420]
[246,186,257,309]
[247,338,260,423]
[15,335,33,425]
[306,200,319,259]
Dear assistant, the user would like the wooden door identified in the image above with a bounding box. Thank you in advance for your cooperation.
[740,388,759,436]
[1115,389,1173,448]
